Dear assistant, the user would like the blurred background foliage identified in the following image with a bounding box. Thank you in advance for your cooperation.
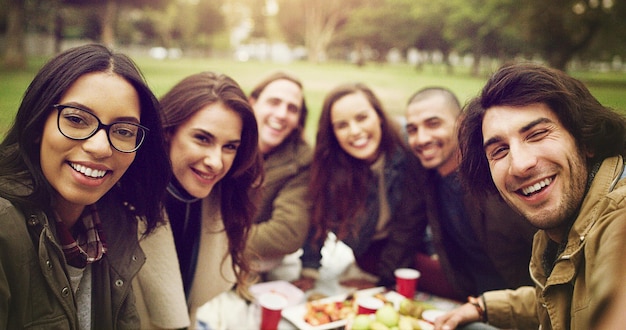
[1,0,626,73]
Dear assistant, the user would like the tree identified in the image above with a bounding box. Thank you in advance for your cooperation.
[276,0,366,63]
[444,0,522,75]
[408,0,455,72]
[334,0,416,63]
[61,0,168,47]
[578,0,626,65]
[2,0,26,69]
[518,0,621,71]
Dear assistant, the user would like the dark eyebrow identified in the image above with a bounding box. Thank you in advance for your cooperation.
[520,117,553,133]
[63,102,141,124]
[483,117,553,150]
[483,136,501,151]
[194,128,241,144]
[194,128,215,139]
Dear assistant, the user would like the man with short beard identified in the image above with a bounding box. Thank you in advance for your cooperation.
[435,63,626,330]
[405,87,536,303]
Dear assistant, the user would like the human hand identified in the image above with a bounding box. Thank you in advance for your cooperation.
[433,303,481,330]
[291,276,316,292]
[339,278,376,290]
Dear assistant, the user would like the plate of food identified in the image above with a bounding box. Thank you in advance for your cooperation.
[281,287,386,330]
[282,287,444,330]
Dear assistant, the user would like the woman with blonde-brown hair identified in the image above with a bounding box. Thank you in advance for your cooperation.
[135,72,263,328]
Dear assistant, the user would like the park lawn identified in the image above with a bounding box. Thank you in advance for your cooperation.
[1,56,626,144]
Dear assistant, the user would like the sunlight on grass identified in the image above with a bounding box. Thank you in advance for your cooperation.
[2,56,625,144]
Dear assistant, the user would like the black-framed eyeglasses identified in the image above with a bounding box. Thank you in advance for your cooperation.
[53,104,149,153]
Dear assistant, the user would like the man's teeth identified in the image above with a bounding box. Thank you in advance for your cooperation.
[522,178,552,196]
[267,120,284,130]
[71,163,106,178]
[419,147,437,157]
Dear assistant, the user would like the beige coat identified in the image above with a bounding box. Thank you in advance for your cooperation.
[133,220,189,329]
[187,192,236,326]
[134,191,235,328]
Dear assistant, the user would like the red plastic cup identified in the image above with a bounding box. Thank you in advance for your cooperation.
[258,292,288,330]
[356,296,384,314]
[394,268,421,298]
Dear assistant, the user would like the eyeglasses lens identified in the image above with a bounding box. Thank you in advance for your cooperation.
[57,105,146,152]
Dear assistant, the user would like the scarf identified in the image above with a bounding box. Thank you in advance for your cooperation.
[55,204,107,268]
[166,180,202,298]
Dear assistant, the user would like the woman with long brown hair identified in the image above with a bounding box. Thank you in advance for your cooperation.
[135,72,263,328]
[293,82,425,291]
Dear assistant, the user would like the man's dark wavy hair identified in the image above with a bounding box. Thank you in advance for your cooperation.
[459,62,626,197]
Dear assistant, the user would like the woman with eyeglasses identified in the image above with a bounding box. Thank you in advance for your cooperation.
[0,44,171,328]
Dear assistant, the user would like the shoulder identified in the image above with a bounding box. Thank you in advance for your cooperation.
[0,197,35,250]
[587,156,626,216]
[293,139,313,164]
[0,197,13,212]
[267,138,312,169]
[387,147,427,182]
[0,197,26,224]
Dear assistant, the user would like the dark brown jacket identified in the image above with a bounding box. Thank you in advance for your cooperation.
[424,170,537,297]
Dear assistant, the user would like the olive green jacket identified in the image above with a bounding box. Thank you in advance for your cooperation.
[246,137,313,261]
[0,193,144,329]
[484,156,626,330]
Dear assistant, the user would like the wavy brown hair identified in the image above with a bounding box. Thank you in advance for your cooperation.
[309,82,408,241]
[159,71,263,295]
[459,62,626,197]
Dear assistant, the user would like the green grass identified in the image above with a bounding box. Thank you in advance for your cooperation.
[2,56,626,143]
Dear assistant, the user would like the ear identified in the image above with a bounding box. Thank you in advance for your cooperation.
[248,97,256,107]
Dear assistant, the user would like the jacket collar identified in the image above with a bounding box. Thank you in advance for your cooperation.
[532,155,625,288]
[167,180,200,204]
[570,155,624,244]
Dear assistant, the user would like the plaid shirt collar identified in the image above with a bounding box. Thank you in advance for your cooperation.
[54,204,107,268]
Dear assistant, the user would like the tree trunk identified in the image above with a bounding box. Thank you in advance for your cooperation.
[3,0,26,69]
[547,54,569,72]
[54,11,64,54]
[304,1,342,63]
[100,0,117,47]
